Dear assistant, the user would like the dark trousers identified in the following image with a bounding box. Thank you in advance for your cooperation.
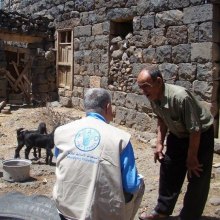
[155,126,214,220]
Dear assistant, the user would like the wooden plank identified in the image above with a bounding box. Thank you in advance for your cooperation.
[0,32,43,43]
[13,61,30,90]
[3,45,29,54]
[11,61,26,91]
[4,71,18,92]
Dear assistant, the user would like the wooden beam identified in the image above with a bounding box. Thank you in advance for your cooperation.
[3,45,29,54]
[0,32,43,43]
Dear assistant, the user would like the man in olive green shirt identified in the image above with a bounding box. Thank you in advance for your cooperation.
[137,67,214,220]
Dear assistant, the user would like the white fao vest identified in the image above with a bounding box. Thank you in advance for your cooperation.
[53,116,130,220]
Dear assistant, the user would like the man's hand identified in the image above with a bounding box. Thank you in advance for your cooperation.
[186,155,203,178]
[154,143,164,163]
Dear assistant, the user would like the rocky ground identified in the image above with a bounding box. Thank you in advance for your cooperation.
[0,105,220,220]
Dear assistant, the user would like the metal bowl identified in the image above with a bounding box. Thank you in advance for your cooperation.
[2,159,32,182]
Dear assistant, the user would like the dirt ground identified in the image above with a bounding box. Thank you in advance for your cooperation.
[0,106,220,220]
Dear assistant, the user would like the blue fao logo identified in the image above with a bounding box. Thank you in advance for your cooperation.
[74,128,101,152]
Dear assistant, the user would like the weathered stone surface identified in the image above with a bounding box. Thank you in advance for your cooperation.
[133,111,154,132]
[172,44,191,63]
[183,4,214,24]
[141,14,155,30]
[191,42,220,62]
[150,28,167,46]
[166,25,188,45]
[159,63,178,82]
[193,80,213,101]
[113,91,127,106]
[178,63,196,81]
[72,86,84,98]
[155,10,183,27]
[199,21,213,42]
[74,25,92,37]
[92,23,103,35]
[136,95,152,113]
[90,76,101,88]
[107,8,135,22]
[59,96,72,107]
[156,45,172,63]
[197,62,214,81]
[188,23,199,43]
[175,80,193,91]
[114,106,128,125]
[143,48,156,63]
[70,94,80,106]
[74,75,84,87]
[168,0,190,9]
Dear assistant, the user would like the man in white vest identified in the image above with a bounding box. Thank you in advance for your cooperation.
[53,88,145,220]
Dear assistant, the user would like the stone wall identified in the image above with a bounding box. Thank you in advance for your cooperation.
[3,0,220,135]
[0,9,56,103]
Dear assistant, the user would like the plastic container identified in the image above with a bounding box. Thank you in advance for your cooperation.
[2,159,32,182]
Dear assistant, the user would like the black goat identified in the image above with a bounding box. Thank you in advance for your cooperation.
[14,122,47,159]
[23,130,55,165]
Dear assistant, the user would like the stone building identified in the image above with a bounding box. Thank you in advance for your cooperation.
[0,0,219,137]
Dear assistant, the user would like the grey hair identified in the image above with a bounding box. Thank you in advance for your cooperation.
[84,88,111,114]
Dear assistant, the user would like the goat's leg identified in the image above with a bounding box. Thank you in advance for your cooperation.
[46,149,53,165]
[33,147,37,158]
[25,147,32,160]
[38,148,41,158]
[14,144,24,158]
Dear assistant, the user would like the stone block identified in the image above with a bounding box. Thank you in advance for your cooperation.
[143,48,156,63]
[197,62,213,81]
[191,42,220,62]
[193,80,213,101]
[74,25,92,37]
[156,45,172,63]
[59,96,72,107]
[103,21,110,34]
[93,35,109,49]
[71,97,80,108]
[72,86,84,98]
[172,44,191,63]
[199,22,213,42]
[178,63,196,81]
[125,109,138,128]
[114,106,128,125]
[74,75,84,87]
[64,90,73,97]
[133,16,141,33]
[100,77,108,88]
[125,93,138,109]
[90,76,101,88]
[168,0,190,9]
[113,91,127,106]
[188,23,199,43]
[167,25,188,45]
[175,80,193,91]
[106,8,135,22]
[159,63,178,81]
[92,23,103,35]
[155,10,183,27]
[150,28,167,46]
[133,111,155,132]
[141,14,155,30]
[136,94,152,113]
[183,4,213,24]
